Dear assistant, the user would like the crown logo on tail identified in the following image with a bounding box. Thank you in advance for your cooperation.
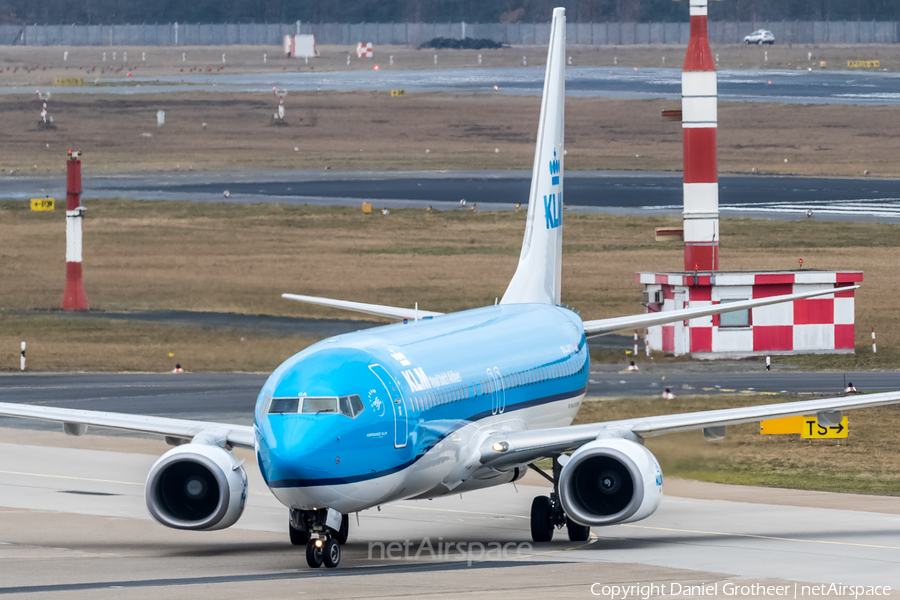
[549,149,560,186]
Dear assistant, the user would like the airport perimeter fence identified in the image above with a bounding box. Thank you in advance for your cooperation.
[2,20,899,47]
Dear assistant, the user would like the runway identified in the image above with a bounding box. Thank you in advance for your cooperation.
[1,430,899,597]
[8,170,900,222]
[9,66,900,105]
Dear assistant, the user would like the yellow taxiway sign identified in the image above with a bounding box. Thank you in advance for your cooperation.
[802,417,848,439]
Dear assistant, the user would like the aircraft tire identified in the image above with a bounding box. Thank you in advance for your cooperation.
[306,540,324,568]
[566,517,591,542]
[323,538,341,568]
[530,496,554,542]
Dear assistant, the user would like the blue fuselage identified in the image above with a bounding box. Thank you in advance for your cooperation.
[254,303,588,511]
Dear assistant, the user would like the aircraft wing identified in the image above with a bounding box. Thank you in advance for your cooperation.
[282,293,443,321]
[583,286,858,337]
[0,402,255,449]
[480,390,900,470]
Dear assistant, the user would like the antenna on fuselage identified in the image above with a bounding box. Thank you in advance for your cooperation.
[415,302,419,321]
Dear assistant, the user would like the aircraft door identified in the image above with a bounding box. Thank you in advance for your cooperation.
[494,367,506,414]
[487,367,506,416]
[369,364,408,449]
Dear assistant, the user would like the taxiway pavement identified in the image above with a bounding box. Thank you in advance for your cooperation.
[0,431,898,598]
[2,370,899,435]
[8,170,900,223]
[7,66,898,105]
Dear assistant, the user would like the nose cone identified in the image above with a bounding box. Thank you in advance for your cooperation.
[258,415,339,487]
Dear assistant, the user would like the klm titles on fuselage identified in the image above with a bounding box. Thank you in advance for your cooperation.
[544,149,562,230]
[401,367,463,393]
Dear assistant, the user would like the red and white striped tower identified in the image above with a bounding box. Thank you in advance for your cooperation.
[61,150,89,311]
[682,0,719,271]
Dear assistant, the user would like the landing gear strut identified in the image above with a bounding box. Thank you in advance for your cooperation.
[528,456,590,543]
[290,508,349,568]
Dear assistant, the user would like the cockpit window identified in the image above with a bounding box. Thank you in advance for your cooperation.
[348,395,365,417]
[269,397,299,414]
[268,395,365,418]
[302,397,338,414]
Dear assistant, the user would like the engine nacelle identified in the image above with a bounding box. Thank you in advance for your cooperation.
[145,444,248,531]
[559,438,662,527]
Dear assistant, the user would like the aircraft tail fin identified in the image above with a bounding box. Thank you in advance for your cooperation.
[500,7,566,306]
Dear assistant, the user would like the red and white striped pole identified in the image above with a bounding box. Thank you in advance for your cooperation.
[633,330,639,355]
[872,327,877,353]
[682,0,719,271]
[61,150,89,311]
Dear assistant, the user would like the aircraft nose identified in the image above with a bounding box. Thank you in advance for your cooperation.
[259,418,336,484]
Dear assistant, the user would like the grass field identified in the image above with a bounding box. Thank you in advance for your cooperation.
[2,88,898,177]
[575,394,900,495]
[1,199,898,372]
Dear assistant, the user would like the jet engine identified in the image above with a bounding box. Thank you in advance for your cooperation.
[145,443,248,531]
[558,438,662,527]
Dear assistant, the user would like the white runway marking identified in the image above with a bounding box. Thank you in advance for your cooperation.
[650,198,900,219]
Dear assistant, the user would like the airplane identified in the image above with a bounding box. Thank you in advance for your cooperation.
[2,7,899,572]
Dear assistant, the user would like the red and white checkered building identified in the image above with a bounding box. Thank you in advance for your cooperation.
[639,270,862,357]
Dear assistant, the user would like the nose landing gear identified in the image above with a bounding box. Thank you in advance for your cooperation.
[291,508,350,568]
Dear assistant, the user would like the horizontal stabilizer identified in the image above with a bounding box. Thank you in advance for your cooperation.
[282,293,443,321]
[583,286,858,337]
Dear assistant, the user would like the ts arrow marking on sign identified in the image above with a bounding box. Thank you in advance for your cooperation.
[801,417,848,439]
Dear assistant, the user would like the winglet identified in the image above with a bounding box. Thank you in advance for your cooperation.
[501,7,566,306]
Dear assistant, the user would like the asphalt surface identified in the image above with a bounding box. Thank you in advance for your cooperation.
[7,170,900,222]
[1,428,899,596]
[2,370,898,434]
[10,66,900,105]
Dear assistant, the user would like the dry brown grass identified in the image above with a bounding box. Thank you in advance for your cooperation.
[1,89,898,177]
[576,394,900,495]
[1,199,898,371]
[0,313,314,372]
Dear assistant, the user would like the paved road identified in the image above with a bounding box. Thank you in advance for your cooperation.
[2,370,898,433]
[10,66,900,105]
[8,170,900,222]
[1,434,899,596]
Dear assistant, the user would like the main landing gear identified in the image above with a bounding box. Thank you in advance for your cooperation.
[290,508,350,568]
[528,457,590,543]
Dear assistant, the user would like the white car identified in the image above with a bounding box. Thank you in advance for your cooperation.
[744,29,775,44]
